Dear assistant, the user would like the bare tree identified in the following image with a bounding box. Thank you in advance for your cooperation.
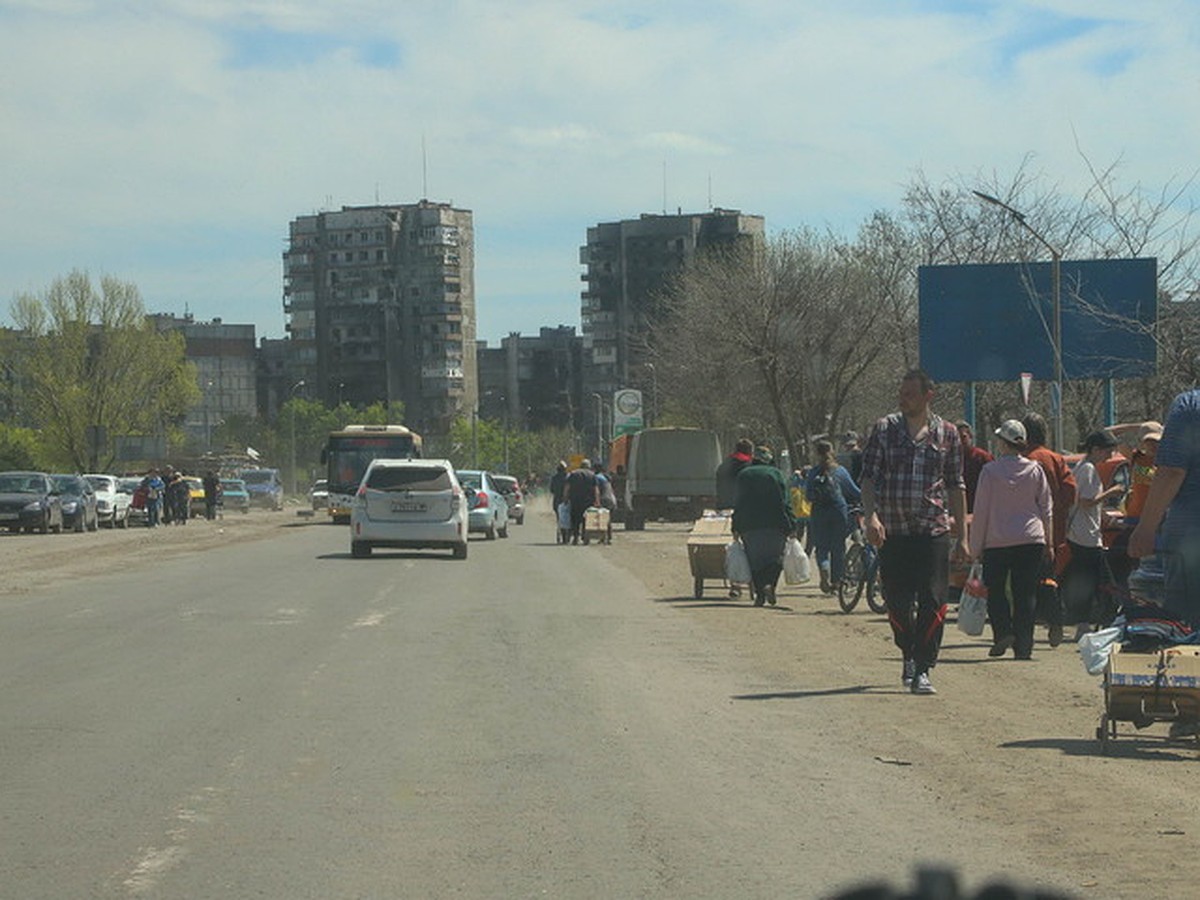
[655,230,902,465]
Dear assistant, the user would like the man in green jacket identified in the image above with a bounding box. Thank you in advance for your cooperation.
[732,445,794,606]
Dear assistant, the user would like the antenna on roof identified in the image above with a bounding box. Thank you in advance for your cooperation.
[422,135,429,200]
[662,160,667,214]
[708,172,713,210]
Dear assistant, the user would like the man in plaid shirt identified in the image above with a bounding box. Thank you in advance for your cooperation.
[861,369,969,695]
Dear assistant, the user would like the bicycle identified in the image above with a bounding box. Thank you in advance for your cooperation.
[837,512,887,614]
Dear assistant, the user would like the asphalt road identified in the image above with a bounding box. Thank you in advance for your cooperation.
[2,513,1194,898]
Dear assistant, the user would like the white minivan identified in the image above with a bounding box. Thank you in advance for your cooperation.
[349,458,469,560]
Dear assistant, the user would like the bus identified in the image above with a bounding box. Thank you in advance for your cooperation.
[322,425,424,523]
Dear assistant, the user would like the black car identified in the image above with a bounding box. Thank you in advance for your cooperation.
[50,474,99,533]
[0,471,64,534]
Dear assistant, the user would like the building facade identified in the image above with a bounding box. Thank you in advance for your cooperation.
[579,209,765,402]
[283,201,476,435]
[148,314,257,452]
[475,326,584,432]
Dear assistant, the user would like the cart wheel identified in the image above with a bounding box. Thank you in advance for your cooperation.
[694,577,704,599]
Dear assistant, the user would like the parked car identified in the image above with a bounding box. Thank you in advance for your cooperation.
[350,458,469,559]
[50,474,98,532]
[455,469,510,540]
[492,474,525,525]
[83,473,131,528]
[241,468,284,510]
[184,476,206,516]
[310,478,329,511]
[0,471,63,534]
[118,476,148,525]
[219,478,251,514]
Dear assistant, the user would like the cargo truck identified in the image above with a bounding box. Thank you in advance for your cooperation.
[622,427,722,530]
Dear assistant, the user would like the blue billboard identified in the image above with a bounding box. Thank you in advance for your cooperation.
[918,257,1157,382]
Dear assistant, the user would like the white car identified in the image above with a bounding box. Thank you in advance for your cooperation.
[83,473,131,528]
[454,469,510,540]
[350,458,469,560]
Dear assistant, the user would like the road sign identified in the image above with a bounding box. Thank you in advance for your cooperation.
[918,257,1157,383]
[613,389,644,437]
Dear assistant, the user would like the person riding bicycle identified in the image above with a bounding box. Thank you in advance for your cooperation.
[806,439,860,594]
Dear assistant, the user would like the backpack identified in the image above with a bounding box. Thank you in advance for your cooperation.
[809,469,840,508]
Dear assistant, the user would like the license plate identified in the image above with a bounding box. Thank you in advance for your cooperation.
[0,512,17,520]
[392,501,427,513]
[667,496,690,503]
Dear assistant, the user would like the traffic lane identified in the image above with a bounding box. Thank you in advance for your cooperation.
[0,518,1054,898]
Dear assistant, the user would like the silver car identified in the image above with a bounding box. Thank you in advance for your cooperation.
[454,470,510,540]
[350,458,469,560]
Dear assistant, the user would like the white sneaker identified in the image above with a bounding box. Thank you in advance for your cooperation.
[902,659,916,688]
[911,672,937,695]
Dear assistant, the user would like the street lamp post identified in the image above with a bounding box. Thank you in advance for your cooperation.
[590,392,603,459]
[644,362,657,427]
[972,191,1065,452]
[289,379,306,497]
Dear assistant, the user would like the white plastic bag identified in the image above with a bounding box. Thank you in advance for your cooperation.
[725,540,752,585]
[782,536,811,584]
[956,562,988,636]
[1079,626,1123,676]
[556,502,571,530]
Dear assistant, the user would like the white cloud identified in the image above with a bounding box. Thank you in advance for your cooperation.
[0,0,1197,342]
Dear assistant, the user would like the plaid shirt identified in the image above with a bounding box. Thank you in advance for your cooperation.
[861,412,965,538]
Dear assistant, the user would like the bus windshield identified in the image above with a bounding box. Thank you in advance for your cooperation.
[325,430,421,496]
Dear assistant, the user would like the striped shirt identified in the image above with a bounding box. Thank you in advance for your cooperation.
[861,412,965,538]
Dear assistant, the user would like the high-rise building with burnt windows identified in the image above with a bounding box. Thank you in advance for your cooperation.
[579,208,765,403]
[282,201,475,435]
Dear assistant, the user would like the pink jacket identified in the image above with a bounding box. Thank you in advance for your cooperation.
[969,454,1052,556]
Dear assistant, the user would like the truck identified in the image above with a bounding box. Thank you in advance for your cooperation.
[622,427,722,530]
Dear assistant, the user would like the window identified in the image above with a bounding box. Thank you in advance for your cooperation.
[367,465,452,492]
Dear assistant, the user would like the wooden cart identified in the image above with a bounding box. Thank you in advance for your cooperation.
[686,513,734,599]
[582,507,611,545]
[1098,644,1200,753]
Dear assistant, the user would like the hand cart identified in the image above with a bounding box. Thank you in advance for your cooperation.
[1097,643,1200,753]
[686,513,734,599]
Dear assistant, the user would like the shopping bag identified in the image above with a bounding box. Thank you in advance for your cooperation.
[725,540,752,584]
[956,562,988,636]
[1078,626,1123,676]
[556,502,571,530]
[782,536,811,584]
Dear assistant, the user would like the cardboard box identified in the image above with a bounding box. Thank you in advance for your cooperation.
[1105,645,1200,722]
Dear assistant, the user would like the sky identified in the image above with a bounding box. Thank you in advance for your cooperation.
[2,0,1197,345]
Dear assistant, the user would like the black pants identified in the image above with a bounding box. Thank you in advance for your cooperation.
[742,528,787,597]
[983,544,1043,656]
[1062,542,1116,626]
[879,534,950,675]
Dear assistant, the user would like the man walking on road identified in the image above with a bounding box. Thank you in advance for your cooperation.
[861,369,969,695]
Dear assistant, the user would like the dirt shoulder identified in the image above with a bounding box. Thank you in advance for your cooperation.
[598,514,1200,899]
[0,507,317,600]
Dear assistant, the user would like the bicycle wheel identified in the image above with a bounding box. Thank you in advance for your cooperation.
[864,549,888,613]
[838,544,865,613]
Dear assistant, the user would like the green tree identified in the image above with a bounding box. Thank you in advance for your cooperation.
[11,271,200,471]
[0,423,45,470]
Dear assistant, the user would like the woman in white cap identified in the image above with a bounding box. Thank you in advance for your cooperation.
[968,419,1053,659]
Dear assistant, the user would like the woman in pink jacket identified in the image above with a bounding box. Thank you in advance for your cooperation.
[969,419,1054,659]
